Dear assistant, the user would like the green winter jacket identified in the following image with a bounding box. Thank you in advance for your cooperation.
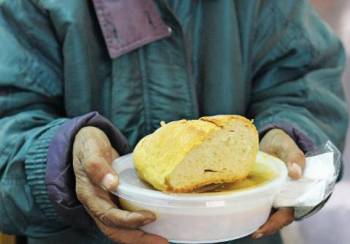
[0,0,347,244]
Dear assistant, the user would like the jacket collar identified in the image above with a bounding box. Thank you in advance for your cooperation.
[92,0,171,59]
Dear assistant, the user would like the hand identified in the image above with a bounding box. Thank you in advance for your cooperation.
[73,126,168,244]
[252,129,305,239]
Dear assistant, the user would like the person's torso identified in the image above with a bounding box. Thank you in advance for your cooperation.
[26,1,283,243]
[46,0,254,147]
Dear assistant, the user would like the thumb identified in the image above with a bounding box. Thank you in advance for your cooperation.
[260,129,305,180]
[83,155,119,192]
[276,138,305,180]
[284,150,305,180]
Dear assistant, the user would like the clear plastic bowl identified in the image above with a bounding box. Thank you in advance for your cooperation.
[112,151,287,243]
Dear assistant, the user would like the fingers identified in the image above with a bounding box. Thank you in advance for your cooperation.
[74,126,120,191]
[94,216,168,244]
[84,154,120,192]
[286,161,303,180]
[260,129,305,179]
[74,150,156,229]
[286,147,305,179]
[252,208,294,239]
[76,177,156,229]
[73,126,162,242]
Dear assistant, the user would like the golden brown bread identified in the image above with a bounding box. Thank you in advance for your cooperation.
[133,115,259,192]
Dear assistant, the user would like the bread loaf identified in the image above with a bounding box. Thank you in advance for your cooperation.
[133,115,259,192]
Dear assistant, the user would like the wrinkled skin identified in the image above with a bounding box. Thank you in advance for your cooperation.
[73,126,304,243]
[73,126,168,244]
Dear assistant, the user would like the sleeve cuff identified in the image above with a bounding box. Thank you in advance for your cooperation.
[45,112,130,228]
[25,118,68,224]
[256,121,316,153]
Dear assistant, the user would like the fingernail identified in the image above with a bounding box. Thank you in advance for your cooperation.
[292,163,302,175]
[102,173,118,191]
[137,210,156,220]
[142,218,154,225]
[253,232,263,239]
[288,162,302,179]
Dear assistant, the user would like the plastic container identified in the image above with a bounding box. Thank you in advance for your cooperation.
[112,151,288,243]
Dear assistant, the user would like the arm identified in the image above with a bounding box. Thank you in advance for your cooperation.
[248,0,348,237]
[0,0,68,235]
[0,0,119,235]
[248,0,348,152]
[0,2,167,243]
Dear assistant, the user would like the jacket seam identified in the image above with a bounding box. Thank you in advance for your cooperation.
[162,1,198,118]
[138,49,151,133]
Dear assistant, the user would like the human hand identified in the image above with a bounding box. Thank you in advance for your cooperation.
[252,128,305,239]
[73,126,168,244]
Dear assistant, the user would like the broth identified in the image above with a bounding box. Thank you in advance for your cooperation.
[196,162,277,194]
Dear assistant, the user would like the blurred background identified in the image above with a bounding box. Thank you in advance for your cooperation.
[282,1,350,244]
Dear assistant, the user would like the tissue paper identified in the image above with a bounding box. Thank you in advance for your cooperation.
[274,150,338,208]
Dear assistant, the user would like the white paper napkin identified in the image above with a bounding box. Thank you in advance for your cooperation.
[273,152,335,208]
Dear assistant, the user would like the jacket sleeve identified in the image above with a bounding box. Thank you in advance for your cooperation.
[247,1,348,218]
[0,0,70,236]
[0,1,129,236]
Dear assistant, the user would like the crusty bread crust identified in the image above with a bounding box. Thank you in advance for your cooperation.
[133,115,259,193]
